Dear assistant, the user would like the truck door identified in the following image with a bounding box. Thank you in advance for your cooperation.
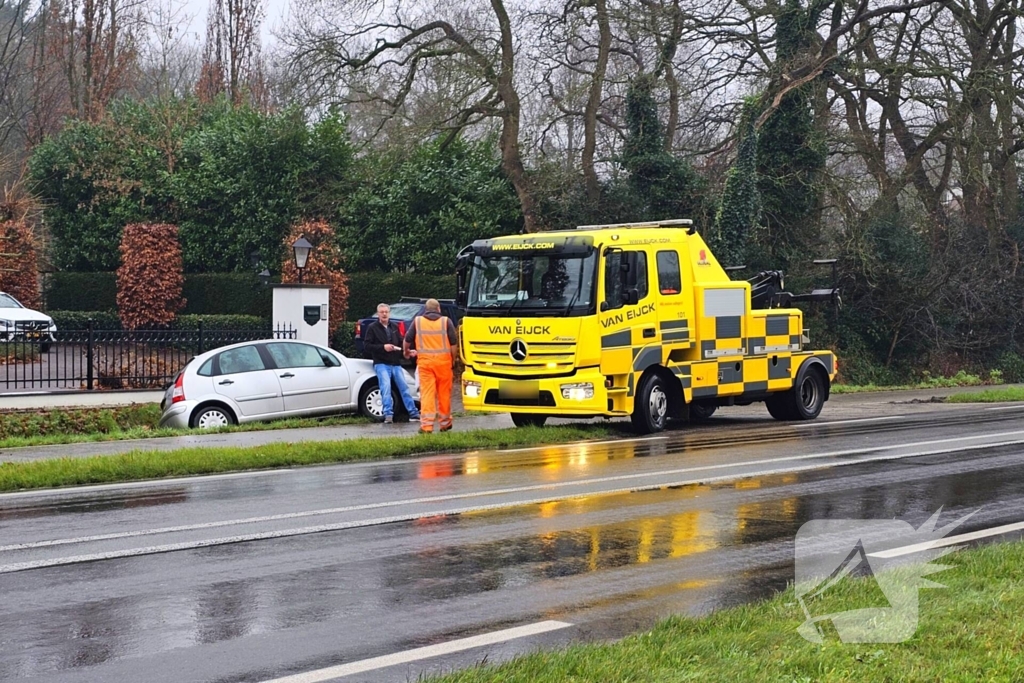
[654,249,692,350]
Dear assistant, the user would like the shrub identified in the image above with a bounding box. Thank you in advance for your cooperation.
[174,314,268,330]
[117,223,186,329]
[332,321,359,358]
[997,351,1024,383]
[44,272,118,311]
[281,220,349,335]
[0,220,41,309]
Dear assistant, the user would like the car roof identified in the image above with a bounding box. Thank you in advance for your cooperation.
[190,338,331,364]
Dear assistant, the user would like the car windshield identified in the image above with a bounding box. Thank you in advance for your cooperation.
[374,303,422,319]
[0,293,22,308]
[465,252,597,316]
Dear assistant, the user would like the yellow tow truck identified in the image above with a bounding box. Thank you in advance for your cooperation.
[455,219,837,434]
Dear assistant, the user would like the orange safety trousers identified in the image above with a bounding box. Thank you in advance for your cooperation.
[415,316,454,432]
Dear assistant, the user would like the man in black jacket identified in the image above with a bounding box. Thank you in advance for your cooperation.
[363,303,420,424]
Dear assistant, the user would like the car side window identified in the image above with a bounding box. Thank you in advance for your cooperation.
[216,346,265,375]
[197,358,214,376]
[266,343,326,369]
[318,347,341,366]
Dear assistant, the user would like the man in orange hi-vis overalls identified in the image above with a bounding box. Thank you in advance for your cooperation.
[404,299,460,433]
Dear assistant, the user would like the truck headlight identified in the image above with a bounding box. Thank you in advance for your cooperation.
[462,380,482,398]
[560,382,594,401]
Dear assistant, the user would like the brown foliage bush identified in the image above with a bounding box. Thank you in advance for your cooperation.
[280,221,350,336]
[0,220,41,309]
[117,223,186,329]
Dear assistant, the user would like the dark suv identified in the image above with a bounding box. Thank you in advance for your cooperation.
[354,298,463,356]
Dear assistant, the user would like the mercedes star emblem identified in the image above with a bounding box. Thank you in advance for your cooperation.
[509,339,528,362]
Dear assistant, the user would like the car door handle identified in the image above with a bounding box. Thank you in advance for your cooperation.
[280,372,295,378]
[218,379,234,385]
[643,328,656,338]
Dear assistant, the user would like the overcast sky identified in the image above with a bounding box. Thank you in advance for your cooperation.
[174,0,291,47]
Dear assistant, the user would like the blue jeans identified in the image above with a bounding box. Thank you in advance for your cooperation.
[374,364,419,418]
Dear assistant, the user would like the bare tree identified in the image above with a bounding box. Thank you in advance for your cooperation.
[289,0,541,231]
[199,0,265,106]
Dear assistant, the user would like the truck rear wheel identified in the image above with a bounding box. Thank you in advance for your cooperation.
[632,373,669,434]
[511,413,547,428]
[766,365,827,421]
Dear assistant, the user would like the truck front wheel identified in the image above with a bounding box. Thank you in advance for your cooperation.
[632,373,669,434]
[511,413,547,428]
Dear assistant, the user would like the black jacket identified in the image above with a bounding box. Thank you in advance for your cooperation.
[363,320,405,365]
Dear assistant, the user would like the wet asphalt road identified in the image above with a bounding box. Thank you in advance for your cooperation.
[3,404,1024,682]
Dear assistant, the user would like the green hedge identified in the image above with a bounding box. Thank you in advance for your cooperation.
[45,273,118,312]
[50,311,268,331]
[174,314,268,330]
[345,272,456,319]
[332,321,361,358]
[45,271,455,320]
[50,310,122,330]
[182,273,273,317]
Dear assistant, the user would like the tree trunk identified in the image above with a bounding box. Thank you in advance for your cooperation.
[582,0,610,204]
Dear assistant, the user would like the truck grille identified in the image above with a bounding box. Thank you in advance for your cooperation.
[468,340,576,375]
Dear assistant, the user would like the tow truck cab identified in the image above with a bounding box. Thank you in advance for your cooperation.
[456,219,837,434]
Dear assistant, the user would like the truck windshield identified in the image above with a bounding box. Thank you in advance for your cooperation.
[465,252,597,316]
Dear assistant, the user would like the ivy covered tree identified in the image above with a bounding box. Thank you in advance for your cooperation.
[339,137,521,274]
[713,101,762,269]
[620,75,704,223]
[756,0,827,265]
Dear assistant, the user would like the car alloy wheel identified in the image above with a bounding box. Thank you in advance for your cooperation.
[195,408,232,429]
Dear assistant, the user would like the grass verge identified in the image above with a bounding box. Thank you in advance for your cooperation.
[0,404,376,450]
[946,386,1024,403]
[832,370,997,394]
[431,539,1024,682]
[0,424,614,491]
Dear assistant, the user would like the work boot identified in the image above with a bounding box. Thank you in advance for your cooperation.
[384,416,393,424]
[440,424,453,432]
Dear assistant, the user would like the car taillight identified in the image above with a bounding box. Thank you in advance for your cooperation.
[355,322,362,337]
[397,321,406,337]
[171,373,185,403]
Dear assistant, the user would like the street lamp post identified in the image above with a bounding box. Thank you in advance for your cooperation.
[291,237,313,284]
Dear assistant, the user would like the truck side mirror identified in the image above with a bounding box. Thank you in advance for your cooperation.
[455,253,470,307]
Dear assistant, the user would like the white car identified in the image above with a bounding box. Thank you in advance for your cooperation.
[0,291,57,351]
[159,339,418,429]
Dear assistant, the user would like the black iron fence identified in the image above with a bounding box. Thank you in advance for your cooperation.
[0,322,296,391]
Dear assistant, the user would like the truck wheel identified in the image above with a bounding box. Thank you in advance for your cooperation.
[689,402,717,422]
[766,365,827,421]
[511,413,547,428]
[632,373,669,434]
[791,366,827,419]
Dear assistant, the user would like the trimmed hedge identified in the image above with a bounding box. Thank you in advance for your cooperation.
[45,273,118,312]
[45,271,456,320]
[182,273,273,317]
[50,310,122,330]
[49,312,269,331]
[345,272,456,319]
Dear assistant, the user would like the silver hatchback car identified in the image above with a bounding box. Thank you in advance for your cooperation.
[159,339,418,429]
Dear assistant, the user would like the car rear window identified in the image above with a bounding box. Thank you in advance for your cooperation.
[378,303,422,318]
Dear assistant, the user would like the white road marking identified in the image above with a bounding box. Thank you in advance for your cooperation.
[796,415,904,427]
[986,404,1024,410]
[5,434,1024,573]
[496,436,668,453]
[868,520,1024,559]
[258,620,573,683]
[0,469,294,500]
